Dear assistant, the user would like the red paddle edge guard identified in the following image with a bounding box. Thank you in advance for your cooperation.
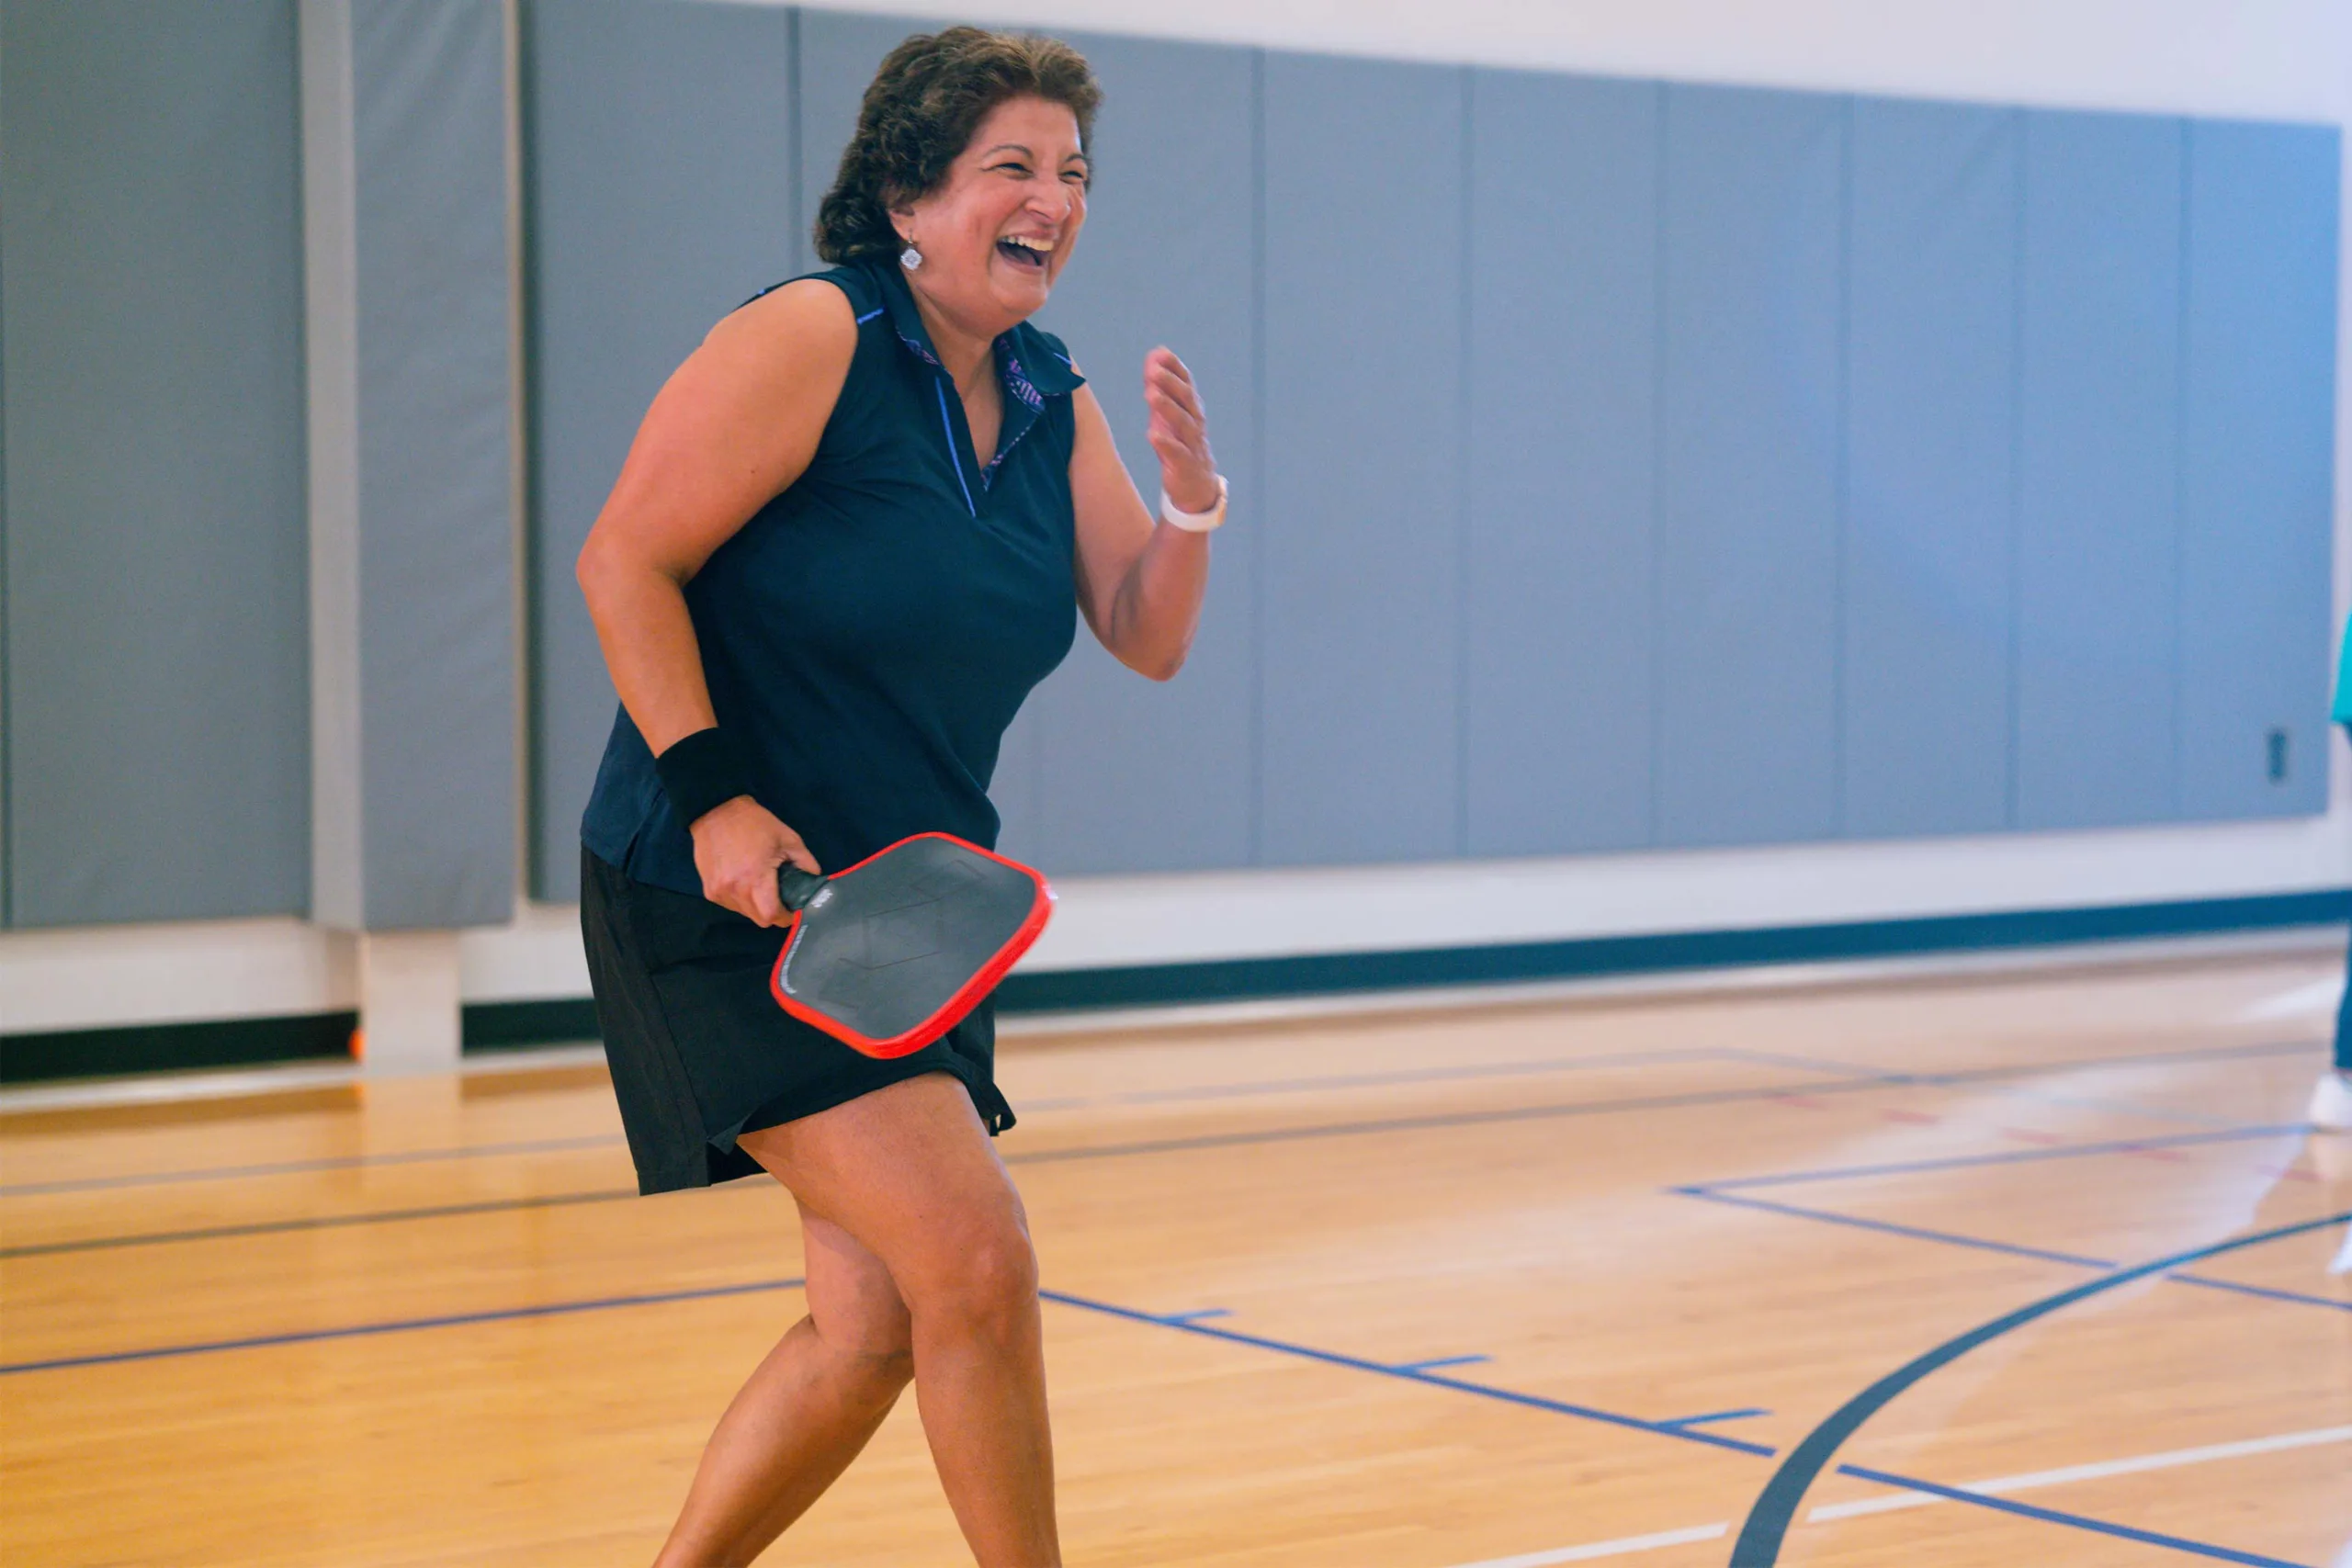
[767,832,1056,1059]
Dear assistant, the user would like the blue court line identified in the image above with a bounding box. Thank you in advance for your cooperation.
[1048,1289,2312,1566]
[1156,1309,1231,1325]
[1394,1355,1491,1373]
[1693,1123,2312,1192]
[0,1276,807,1377]
[1659,1407,1770,1429]
[0,1133,629,1197]
[1678,1189,2352,1315]
[0,1187,644,1258]
[1828,1464,2312,1568]
[1039,1288,1778,1458]
[1726,1210,2350,1566]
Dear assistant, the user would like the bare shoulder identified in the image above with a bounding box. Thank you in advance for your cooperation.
[697,277,859,388]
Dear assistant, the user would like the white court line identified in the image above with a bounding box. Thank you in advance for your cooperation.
[1807,1423,2352,1521]
[2237,976,2345,1021]
[1436,1425,2352,1568]
[1442,1525,1728,1568]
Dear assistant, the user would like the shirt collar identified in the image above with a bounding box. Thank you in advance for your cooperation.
[873,259,1084,400]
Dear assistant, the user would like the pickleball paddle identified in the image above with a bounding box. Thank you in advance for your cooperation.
[768,832,1054,1058]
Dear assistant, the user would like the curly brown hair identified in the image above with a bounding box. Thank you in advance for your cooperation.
[814,28,1101,265]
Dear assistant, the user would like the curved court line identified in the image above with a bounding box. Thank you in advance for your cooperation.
[1055,1289,2314,1567]
[0,1276,806,1376]
[1724,1209,2351,1567]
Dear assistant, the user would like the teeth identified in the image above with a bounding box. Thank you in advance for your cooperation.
[1001,235,1053,253]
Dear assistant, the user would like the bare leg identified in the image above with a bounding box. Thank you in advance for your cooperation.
[740,1074,1059,1568]
[653,1204,915,1567]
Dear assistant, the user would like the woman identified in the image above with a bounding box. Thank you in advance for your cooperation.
[573,28,1225,1567]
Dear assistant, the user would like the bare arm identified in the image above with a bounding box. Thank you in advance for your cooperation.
[575,279,856,923]
[1069,349,1221,680]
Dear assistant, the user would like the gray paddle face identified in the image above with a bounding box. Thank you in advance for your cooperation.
[773,836,1047,1053]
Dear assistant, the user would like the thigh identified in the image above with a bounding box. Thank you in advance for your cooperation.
[741,1074,1031,1294]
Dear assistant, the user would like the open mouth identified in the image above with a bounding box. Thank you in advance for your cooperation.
[996,235,1052,271]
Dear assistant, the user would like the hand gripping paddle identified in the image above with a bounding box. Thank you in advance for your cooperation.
[767,833,1054,1058]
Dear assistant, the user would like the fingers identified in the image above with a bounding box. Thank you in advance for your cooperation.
[748,872,786,928]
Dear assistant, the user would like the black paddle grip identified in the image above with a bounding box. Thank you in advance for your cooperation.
[775,863,828,914]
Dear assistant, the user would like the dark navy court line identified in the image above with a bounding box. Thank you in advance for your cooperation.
[1829,1463,2313,1568]
[0,1276,807,1377]
[0,1187,644,1258]
[1005,1075,1928,1168]
[1038,1288,1777,1458]
[1679,1189,2352,1314]
[1681,1188,2115,1267]
[1692,1123,2312,1193]
[1660,1407,1770,1429]
[7,1038,2308,1201]
[1,1077,1913,1257]
[1051,1287,2312,1566]
[1091,1048,1719,1107]
[1726,1210,2349,1566]
[0,1133,628,1197]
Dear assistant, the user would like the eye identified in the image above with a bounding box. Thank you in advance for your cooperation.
[989,159,1031,177]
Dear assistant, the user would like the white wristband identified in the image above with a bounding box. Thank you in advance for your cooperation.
[1159,474,1228,533]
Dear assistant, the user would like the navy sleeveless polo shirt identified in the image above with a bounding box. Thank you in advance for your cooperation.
[580,259,1083,894]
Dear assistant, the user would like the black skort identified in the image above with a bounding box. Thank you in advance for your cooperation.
[581,846,1014,1195]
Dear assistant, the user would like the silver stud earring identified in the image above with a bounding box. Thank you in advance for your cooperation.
[899,243,922,272]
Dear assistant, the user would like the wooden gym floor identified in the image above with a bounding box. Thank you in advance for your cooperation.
[4,946,2348,1566]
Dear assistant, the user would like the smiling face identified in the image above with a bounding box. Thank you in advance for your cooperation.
[890,95,1090,342]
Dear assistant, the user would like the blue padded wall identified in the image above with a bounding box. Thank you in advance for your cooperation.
[1655,85,1846,848]
[1841,99,2019,839]
[515,8,2338,901]
[2178,119,2338,819]
[1,0,310,927]
[525,0,797,899]
[1018,34,1261,874]
[1464,70,1660,857]
[2014,111,2185,830]
[1259,53,1467,865]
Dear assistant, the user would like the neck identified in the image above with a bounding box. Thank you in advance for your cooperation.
[905,282,999,395]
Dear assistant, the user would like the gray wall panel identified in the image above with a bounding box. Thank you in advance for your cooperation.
[2178,120,2337,818]
[2015,110,2184,830]
[1841,99,2018,839]
[796,9,922,275]
[1464,70,1658,857]
[351,0,515,927]
[1259,53,1464,865]
[1020,33,1260,875]
[1655,85,1845,847]
[1,0,310,926]
[524,0,797,899]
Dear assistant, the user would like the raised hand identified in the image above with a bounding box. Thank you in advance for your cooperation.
[1143,347,1218,515]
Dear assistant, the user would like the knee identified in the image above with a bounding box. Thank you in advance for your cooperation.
[904,1222,1038,1339]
